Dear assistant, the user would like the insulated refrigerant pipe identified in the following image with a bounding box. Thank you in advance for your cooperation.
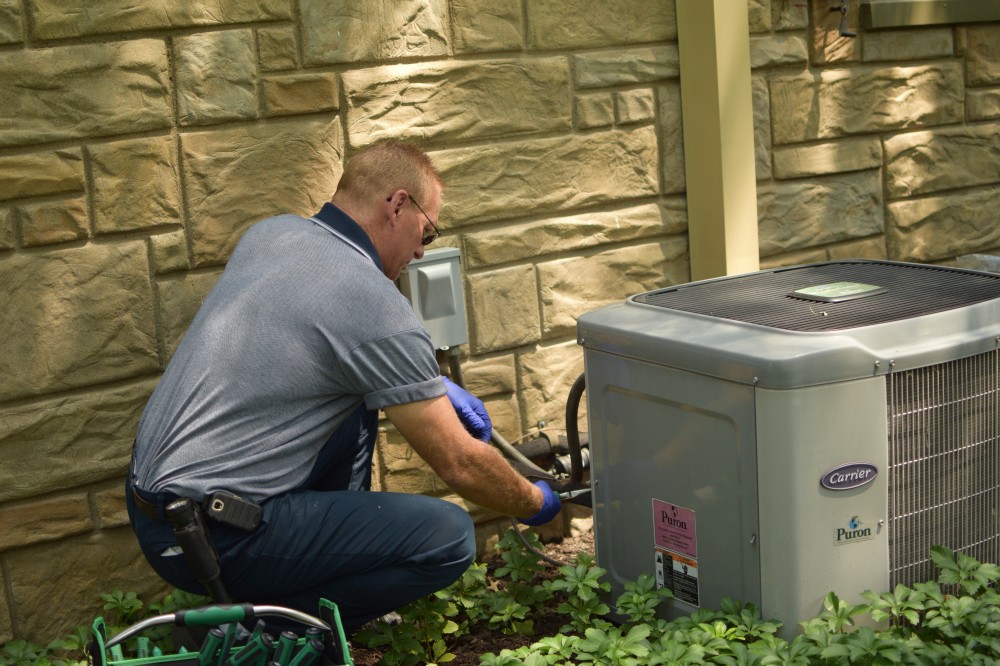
[564,373,586,485]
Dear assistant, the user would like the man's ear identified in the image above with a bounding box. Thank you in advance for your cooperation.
[385,191,407,225]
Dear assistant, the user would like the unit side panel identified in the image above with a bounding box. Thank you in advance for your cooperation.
[585,350,760,617]
[756,379,889,632]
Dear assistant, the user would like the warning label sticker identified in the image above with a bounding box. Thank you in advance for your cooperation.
[654,548,700,606]
[652,499,697,558]
[651,499,700,606]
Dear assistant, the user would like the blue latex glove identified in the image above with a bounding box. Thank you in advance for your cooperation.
[519,480,562,526]
[442,375,493,442]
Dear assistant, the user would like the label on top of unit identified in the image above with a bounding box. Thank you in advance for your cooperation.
[820,462,878,491]
[652,499,697,558]
[789,281,887,303]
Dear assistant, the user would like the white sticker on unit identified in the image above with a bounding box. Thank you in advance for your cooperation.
[833,515,874,546]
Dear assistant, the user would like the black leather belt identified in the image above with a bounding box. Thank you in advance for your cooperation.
[131,485,182,521]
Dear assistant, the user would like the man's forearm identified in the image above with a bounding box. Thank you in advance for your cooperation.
[384,396,545,518]
[439,444,544,518]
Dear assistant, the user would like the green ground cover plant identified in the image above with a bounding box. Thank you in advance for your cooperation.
[3,535,999,666]
[354,537,1000,665]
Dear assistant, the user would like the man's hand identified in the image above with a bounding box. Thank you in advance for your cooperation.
[442,376,492,442]
[518,481,562,526]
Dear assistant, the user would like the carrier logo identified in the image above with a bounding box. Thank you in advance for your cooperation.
[834,516,874,545]
[820,462,878,491]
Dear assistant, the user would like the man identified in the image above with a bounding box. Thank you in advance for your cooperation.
[127,140,561,634]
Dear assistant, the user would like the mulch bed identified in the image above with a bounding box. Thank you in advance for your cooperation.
[350,519,595,665]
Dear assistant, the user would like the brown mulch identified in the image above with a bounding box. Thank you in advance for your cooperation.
[350,515,595,666]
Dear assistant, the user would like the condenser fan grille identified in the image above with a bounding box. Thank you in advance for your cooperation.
[887,350,1000,588]
[633,261,1000,332]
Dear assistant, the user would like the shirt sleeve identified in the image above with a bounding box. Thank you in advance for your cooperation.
[343,326,447,410]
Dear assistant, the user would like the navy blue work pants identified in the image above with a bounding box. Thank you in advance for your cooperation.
[127,406,476,634]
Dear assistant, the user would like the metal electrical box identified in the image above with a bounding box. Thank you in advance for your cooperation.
[400,247,468,350]
[578,260,1000,635]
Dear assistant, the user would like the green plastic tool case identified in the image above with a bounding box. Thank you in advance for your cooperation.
[87,601,353,666]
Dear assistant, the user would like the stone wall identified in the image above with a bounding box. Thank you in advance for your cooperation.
[2,0,1000,644]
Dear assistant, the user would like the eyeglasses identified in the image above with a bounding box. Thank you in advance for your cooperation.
[410,197,441,246]
[387,194,441,246]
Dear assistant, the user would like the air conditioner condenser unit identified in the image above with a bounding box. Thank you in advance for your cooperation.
[576,260,1000,633]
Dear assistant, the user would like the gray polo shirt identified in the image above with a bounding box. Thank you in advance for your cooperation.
[132,204,444,502]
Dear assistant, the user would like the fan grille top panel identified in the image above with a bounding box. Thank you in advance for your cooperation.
[633,261,1000,332]
[887,350,1000,589]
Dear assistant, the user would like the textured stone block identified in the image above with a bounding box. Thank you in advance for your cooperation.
[0,382,154,503]
[0,242,158,400]
[18,197,88,247]
[0,568,10,644]
[343,58,571,145]
[573,46,680,89]
[810,0,858,64]
[884,124,1000,198]
[463,203,684,268]
[377,433,444,495]
[887,187,1000,262]
[518,342,585,431]
[480,394,521,445]
[952,253,1000,274]
[827,236,887,261]
[157,271,223,359]
[300,0,448,65]
[774,0,808,30]
[770,63,964,145]
[258,25,298,71]
[750,34,808,68]
[0,40,170,148]
[29,0,290,39]
[93,485,130,529]
[0,0,21,44]
[451,0,522,53]
[774,137,882,179]
[863,28,953,62]
[91,135,181,233]
[263,73,340,117]
[761,247,827,270]
[968,88,1000,121]
[526,0,676,49]
[753,75,772,180]
[575,92,615,130]
[175,30,258,126]
[615,88,656,125]
[967,26,1000,86]
[469,265,539,353]
[0,495,92,552]
[0,149,83,201]
[434,126,660,226]
[8,529,168,643]
[658,83,686,194]
[150,229,190,274]
[757,171,883,257]
[748,0,770,32]
[182,118,344,266]
[0,208,13,250]
[764,237,888,270]
[539,238,689,337]
[451,353,517,397]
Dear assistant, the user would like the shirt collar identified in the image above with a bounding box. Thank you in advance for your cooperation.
[314,202,384,273]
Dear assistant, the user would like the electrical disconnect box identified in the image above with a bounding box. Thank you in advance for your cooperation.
[399,247,468,350]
